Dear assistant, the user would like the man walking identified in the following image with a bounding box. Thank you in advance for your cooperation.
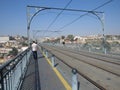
[31,41,38,60]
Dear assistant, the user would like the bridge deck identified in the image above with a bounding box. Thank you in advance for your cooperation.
[20,50,66,90]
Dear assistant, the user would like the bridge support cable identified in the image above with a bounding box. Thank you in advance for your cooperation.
[46,0,73,31]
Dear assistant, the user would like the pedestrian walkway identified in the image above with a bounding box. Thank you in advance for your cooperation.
[20,50,66,90]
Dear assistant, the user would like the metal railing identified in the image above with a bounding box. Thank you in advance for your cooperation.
[46,43,120,56]
[0,48,31,90]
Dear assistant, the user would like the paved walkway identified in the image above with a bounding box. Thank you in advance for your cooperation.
[20,50,66,90]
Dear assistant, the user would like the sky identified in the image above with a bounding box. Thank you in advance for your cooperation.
[0,0,120,38]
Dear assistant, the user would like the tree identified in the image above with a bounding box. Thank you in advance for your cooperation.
[9,47,18,56]
[61,36,65,39]
[53,38,60,43]
[22,36,28,40]
[106,35,112,40]
[9,36,15,40]
[112,41,120,47]
[21,42,28,46]
[67,35,74,42]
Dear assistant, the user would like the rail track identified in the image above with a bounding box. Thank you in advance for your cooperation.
[57,45,120,65]
[42,45,120,76]
[40,44,120,90]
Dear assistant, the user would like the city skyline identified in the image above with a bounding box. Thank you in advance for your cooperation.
[0,0,120,37]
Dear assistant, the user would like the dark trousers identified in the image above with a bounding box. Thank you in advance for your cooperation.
[32,51,37,60]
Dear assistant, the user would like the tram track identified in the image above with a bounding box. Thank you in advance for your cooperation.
[42,45,120,77]
[40,44,120,90]
[56,45,120,65]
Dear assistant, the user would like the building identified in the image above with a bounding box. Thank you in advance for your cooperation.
[74,36,87,44]
[0,36,10,42]
[0,36,10,47]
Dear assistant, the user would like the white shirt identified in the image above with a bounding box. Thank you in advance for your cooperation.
[32,43,38,51]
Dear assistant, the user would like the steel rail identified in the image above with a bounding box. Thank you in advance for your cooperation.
[40,45,106,90]
[41,45,120,77]
[55,45,120,65]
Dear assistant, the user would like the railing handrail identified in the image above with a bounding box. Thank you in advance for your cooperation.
[0,47,31,90]
[0,47,30,70]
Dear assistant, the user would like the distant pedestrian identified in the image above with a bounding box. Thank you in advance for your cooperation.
[62,39,65,46]
[31,41,38,60]
[62,41,65,46]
